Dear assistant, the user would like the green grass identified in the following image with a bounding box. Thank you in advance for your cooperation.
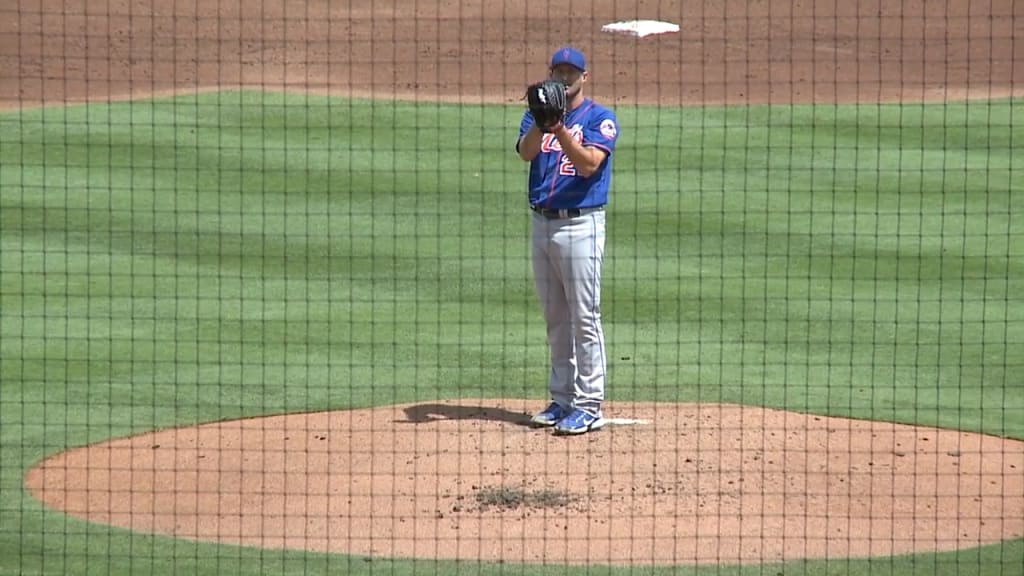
[1,91,1022,575]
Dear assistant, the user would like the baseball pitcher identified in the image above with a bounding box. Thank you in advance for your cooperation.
[514,46,620,435]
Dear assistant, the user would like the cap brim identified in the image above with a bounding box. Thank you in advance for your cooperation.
[551,62,585,71]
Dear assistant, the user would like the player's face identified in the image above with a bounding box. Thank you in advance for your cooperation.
[550,64,587,97]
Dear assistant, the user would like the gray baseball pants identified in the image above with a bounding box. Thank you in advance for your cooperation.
[530,208,607,416]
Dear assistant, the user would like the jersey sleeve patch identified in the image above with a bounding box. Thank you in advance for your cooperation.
[599,118,618,140]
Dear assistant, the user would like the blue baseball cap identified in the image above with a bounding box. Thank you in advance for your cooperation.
[550,46,586,71]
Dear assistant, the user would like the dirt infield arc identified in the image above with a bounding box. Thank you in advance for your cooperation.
[2,0,1022,109]
[24,400,1024,565]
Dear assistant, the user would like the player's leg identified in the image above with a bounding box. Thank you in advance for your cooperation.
[530,213,575,410]
[556,210,607,417]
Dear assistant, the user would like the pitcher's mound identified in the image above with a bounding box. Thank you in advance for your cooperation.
[24,399,1024,566]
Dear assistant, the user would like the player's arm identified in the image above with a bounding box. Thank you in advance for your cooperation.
[516,123,543,161]
[553,125,607,178]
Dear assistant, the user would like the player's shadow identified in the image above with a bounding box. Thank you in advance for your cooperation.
[400,403,534,427]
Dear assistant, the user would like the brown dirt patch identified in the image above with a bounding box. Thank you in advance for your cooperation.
[25,399,1024,566]
[2,0,1022,110]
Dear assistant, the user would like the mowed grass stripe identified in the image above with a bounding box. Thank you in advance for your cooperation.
[1,93,1021,441]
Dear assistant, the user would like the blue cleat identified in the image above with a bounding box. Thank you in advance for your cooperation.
[553,408,605,435]
[530,402,569,427]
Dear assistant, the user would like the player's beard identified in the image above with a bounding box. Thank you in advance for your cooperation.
[563,78,582,101]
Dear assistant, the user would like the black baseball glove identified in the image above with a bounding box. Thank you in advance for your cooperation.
[526,80,567,132]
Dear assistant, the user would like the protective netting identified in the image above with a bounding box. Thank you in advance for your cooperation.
[1,1,1021,574]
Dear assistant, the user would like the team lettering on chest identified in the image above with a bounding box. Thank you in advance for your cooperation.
[540,124,584,153]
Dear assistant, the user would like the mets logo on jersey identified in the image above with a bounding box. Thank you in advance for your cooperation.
[539,124,584,152]
[599,119,618,139]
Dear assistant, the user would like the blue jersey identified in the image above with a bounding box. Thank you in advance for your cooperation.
[517,98,619,209]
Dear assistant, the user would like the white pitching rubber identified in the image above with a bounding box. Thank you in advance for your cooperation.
[603,417,651,426]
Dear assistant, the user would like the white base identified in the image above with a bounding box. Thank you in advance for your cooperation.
[601,20,680,38]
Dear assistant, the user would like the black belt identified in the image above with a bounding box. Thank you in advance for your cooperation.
[530,205,604,219]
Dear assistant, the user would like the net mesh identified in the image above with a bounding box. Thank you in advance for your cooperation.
[1,0,1021,573]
